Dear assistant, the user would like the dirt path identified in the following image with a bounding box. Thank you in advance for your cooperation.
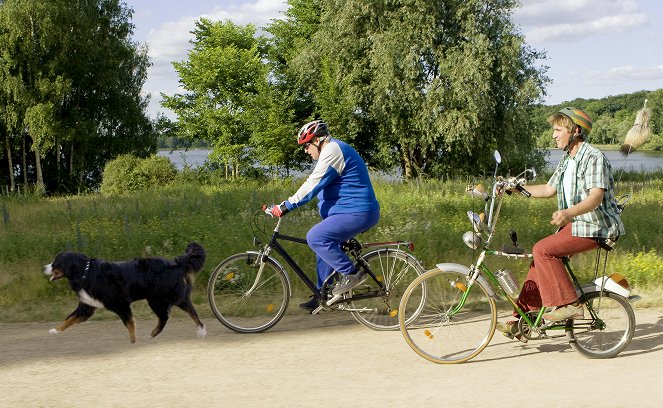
[2,308,662,407]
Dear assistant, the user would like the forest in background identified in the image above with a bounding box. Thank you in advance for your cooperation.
[2,0,661,197]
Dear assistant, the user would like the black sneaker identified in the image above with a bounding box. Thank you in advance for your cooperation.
[331,270,366,296]
[299,296,319,311]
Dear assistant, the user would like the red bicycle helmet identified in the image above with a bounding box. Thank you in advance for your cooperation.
[297,120,329,145]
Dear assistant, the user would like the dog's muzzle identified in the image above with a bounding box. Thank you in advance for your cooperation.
[44,263,64,281]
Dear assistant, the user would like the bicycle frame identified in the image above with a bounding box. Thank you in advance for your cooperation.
[399,151,636,363]
[256,216,413,305]
[455,167,634,337]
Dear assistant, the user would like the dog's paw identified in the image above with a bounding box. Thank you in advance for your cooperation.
[197,325,207,338]
[49,328,60,335]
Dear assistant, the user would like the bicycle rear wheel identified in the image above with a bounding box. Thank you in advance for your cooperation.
[207,252,290,333]
[566,290,635,358]
[399,268,496,364]
[349,248,425,330]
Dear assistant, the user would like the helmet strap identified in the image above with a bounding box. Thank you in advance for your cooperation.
[564,127,581,152]
[312,135,329,153]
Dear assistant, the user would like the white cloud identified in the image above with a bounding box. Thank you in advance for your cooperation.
[514,0,647,42]
[581,64,663,84]
[524,13,647,42]
[205,0,286,26]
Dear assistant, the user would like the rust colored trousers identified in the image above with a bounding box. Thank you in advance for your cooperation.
[515,223,598,313]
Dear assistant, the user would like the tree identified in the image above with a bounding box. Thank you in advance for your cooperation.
[289,0,549,178]
[0,0,155,194]
[162,19,269,179]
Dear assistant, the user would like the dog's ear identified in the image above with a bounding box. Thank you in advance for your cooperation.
[55,252,89,276]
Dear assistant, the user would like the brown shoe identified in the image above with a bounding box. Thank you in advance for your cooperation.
[542,304,584,321]
[496,320,527,343]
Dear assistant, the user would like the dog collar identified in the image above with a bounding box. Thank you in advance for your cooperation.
[82,260,91,280]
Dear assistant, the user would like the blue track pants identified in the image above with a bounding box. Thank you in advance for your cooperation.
[306,210,380,288]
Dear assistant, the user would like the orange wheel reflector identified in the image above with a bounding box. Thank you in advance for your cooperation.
[224,272,234,281]
[424,329,434,340]
[455,282,467,292]
[266,304,274,313]
[389,309,398,318]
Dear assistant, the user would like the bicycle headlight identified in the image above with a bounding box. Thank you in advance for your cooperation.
[462,231,483,250]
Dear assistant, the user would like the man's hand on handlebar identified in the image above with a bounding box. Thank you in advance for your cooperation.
[265,202,289,218]
[500,178,531,198]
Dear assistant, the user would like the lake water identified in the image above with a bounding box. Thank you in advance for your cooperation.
[158,148,663,173]
[545,149,663,172]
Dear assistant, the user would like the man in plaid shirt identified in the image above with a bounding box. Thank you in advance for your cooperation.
[497,107,625,338]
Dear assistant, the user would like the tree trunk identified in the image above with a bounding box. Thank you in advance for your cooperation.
[401,147,413,179]
[70,144,74,176]
[5,135,15,192]
[22,135,27,185]
[28,134,46,195]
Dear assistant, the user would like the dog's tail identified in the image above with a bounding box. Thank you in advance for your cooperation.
[175,241,207,273]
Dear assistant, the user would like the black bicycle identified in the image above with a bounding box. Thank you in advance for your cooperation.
[207,208,426,333]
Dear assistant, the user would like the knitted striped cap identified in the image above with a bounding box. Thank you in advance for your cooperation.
[559,107,592,135]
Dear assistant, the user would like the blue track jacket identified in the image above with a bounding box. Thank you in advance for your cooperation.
[283,138,379,218]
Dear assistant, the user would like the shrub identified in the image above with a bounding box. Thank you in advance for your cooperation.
[101,155,177,194]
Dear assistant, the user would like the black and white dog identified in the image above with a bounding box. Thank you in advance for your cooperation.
[44,242,207,343]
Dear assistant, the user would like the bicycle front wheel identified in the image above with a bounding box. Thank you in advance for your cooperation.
[349,248,425,330]
[399,268,496,364]
[207,252,290,333]
[566,290,635,358]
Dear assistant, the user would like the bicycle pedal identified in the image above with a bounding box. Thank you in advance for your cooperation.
[311,305,324,315]
[326,294,342,306]
[502,331,528,344]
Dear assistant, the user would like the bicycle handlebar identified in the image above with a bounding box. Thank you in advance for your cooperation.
[495,177,531,198]
[514,183,531,198]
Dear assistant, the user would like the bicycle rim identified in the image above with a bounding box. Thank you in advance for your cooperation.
[566,291,635,358]
[207,252,289,333]
[399,269,496,364]
[349,249,425,330]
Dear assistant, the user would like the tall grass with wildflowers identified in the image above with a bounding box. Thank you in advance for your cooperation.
[1,173,661,321]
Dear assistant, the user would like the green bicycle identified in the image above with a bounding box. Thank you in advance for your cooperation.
[398,151,638,364]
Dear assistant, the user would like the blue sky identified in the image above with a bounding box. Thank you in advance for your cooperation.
[129,0,663,119]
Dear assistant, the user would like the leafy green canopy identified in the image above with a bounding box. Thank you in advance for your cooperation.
[164,0,551,179]
[294,0,549,177]
[163,19,311,178]
[0,0,155,193]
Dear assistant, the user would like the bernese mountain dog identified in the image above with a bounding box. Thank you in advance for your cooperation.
[44,241,207,343]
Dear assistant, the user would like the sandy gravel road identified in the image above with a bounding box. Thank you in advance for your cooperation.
[1,307,662,408]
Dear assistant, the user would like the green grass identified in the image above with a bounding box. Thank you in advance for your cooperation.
[1,176,662,322]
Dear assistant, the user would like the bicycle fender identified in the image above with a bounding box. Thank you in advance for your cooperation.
[245,251,293,299]
[576,283,630,298]
[363,248,422,266]
[435,262,499,300]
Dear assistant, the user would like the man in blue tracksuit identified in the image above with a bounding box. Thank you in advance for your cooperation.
[269,120,380,311]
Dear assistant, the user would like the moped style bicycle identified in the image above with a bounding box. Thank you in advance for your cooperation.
[208,209,426,333]
[398,151,638,364]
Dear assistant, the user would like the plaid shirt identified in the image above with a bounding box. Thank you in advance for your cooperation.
[548,142,625,238]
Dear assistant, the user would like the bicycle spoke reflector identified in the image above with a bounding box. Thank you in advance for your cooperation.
[424,329,434,340]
